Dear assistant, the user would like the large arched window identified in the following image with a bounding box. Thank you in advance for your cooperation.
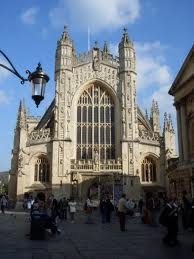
[34,157,50,182]
[141,157,157,182]
[77,84,115,160]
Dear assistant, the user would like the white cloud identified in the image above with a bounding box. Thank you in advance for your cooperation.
[49,0,140,32]
[135,41,176,126]
[0,90,10,104]
[136,41,172,89]
[20,7,39,25]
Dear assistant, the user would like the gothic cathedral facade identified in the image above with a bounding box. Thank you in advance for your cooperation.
[9,28,177,202]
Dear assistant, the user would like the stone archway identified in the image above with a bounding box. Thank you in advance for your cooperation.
[81,175,114,201]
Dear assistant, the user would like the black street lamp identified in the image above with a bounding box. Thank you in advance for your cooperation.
[0,50,49,107]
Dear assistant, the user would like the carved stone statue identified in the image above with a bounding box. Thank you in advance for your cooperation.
[94,150,99,165]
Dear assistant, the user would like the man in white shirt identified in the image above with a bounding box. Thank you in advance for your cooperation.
[85,196,93,224]
[68,197,77,223]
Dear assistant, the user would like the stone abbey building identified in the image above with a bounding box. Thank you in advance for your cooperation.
[9,27,176,202]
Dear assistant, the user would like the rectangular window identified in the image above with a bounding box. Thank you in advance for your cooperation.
[94,127,98,144]
[88,107,92,122]
[94,107,98,123]
[82,126,86,144]
[83,107,87,122]
[100,107,104,123]
[77,107,81,122]
[100,127,104,144]
[77,127,81,144]
[88,127,92,144]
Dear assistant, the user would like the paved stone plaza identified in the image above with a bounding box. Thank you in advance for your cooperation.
[0,210,193,259]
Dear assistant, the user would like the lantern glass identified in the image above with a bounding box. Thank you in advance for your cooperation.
[31,77,47,107]
[29,63,49,107]
[31,77,46,97]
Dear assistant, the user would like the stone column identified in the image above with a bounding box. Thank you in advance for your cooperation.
[180,103,189,161]
[176,106,183,162]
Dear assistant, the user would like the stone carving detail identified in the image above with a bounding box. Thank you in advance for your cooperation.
[72,63,119,94]
[59,142,63,152]
[67,109,70,120]
[17,148,29,176]
[28,128,51,144]
[139,130,160,142]
[70,159,122,172]
[61,106,64,113]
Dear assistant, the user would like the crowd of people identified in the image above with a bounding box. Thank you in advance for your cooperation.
[1,190,194,249]
[117,191,194,249]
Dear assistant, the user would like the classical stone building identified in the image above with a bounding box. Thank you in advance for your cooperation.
[167,45,194,199]
[9,27,176,202]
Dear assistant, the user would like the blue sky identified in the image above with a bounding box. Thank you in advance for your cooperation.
[0,0,193,171]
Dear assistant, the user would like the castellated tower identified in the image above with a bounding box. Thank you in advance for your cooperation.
[150,100,160,133]
[119,28,138,177]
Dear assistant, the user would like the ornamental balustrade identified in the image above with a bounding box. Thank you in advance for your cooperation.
[27,128,51,145]
[139,130,160,143]
[70,159,122,172]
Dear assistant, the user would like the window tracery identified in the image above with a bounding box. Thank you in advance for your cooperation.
[76,84,115,160]
[34,156,50,182]
[141,157,157,182]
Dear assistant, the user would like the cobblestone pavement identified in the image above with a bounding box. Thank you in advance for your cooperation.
[0,210,193,259]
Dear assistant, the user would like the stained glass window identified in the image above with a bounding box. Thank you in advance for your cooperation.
[77,84,115,160]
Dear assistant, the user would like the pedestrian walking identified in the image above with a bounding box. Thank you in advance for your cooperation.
[0,195,7,214]
[138,198,144,214]
[100,197,107,223]
[59,197,68,220]
[51,198,59,223]
[106,198,114,223]
[118,194,127,231]
[159,197,180,247]
[182,190,191,229]
[147,194,159,227]
[189,198,194,231]
[85,196,93,224]
[68,197,77,223]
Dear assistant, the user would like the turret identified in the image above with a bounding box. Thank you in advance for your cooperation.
[119,28,136,73]
[119,28,137,176]
[163,112,176,158]
[55,26,75,75]
[150,99,160,133]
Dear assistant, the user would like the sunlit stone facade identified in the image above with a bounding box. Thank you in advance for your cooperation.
[9,28,176,202]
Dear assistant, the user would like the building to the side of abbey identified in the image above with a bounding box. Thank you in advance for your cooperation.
[9,28,177,202]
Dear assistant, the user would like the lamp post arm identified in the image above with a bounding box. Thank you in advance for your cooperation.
[0,49,29,84]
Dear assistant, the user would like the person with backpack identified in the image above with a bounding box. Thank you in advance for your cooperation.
[159,197,180,247]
